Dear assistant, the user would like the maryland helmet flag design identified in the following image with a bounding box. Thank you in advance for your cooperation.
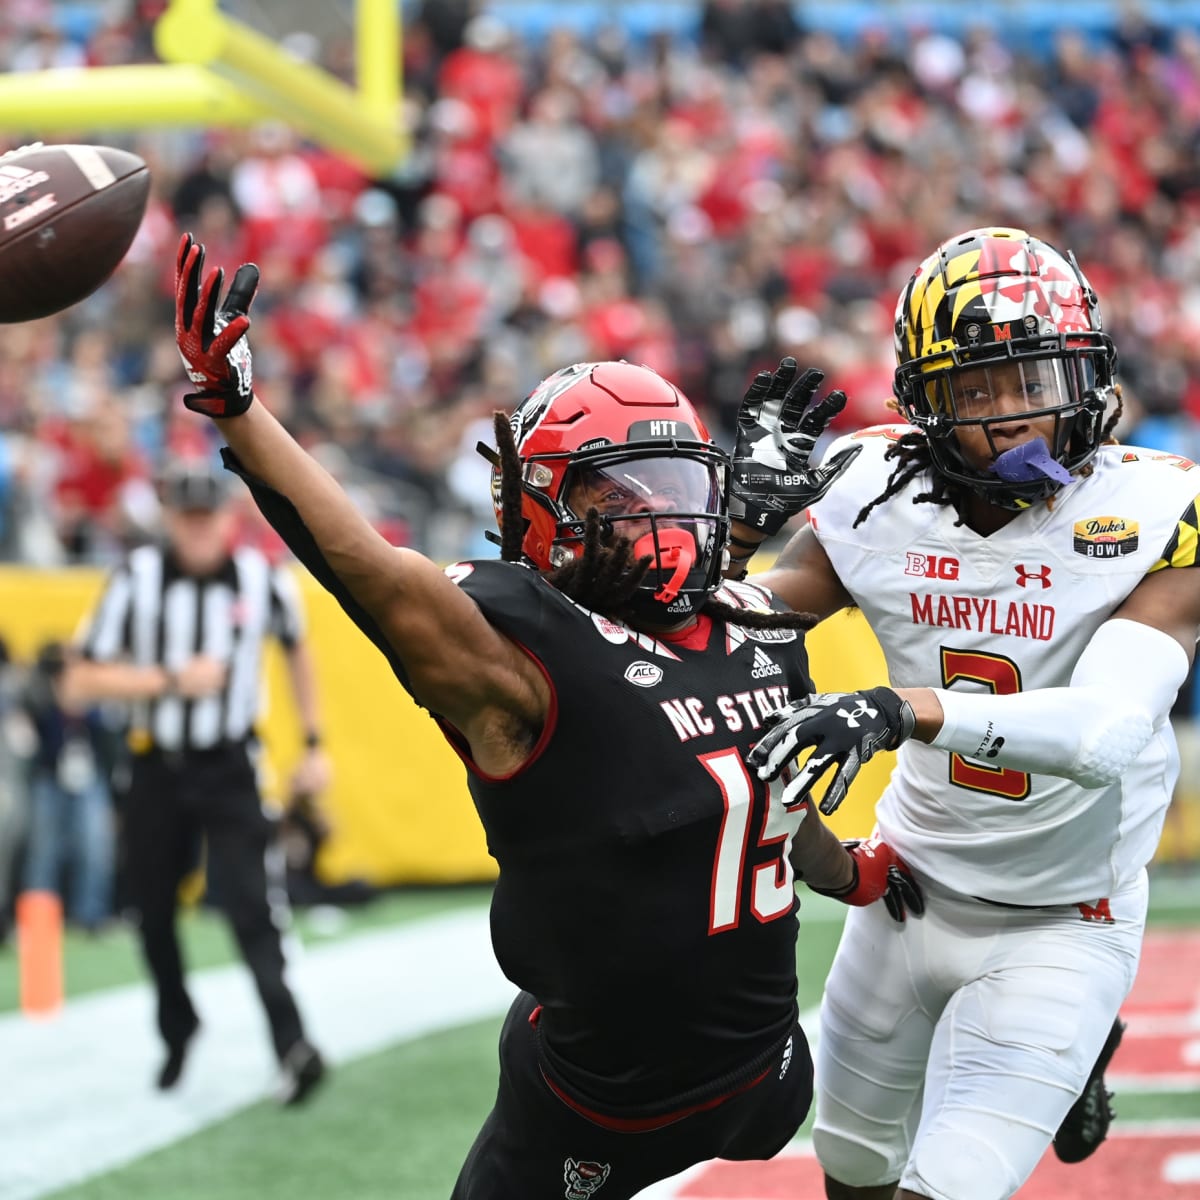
[893,227,1118,510]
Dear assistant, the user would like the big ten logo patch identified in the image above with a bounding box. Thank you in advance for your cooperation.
[904,551,960,580]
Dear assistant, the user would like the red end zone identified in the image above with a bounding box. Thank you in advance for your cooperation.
[648,930,1200,1199]
[672,1135,1200,1199]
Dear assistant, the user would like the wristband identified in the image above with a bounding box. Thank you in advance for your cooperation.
[304,732,322,749]
[728,533,765,554]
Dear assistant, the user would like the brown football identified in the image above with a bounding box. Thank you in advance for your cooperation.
[0,142,151,323]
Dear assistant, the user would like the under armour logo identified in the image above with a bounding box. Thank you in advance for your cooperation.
[837,699,877,728]
[1014,563,1052,588]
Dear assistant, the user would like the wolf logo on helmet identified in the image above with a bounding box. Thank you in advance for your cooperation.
[489,361,732,620]
[892,226,1117,511]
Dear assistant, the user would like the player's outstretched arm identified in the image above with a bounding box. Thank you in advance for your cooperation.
[752,523,853,620]
[173,235,547,743]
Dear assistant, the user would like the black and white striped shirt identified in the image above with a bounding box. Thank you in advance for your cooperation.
[80,543,304,752]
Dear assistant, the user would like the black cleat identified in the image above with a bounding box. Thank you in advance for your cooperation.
[1053,1017,1126,1163]
[156,1015,200,1091]
[276,1038,327,1107]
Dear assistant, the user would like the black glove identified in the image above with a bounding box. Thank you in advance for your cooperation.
[729,357,863,537]
[809,835,925,924]
[175,232,260,418]
[750,686,917,815]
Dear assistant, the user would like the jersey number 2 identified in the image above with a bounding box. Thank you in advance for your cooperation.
[701,747,805,934]
[940,648,1031,800]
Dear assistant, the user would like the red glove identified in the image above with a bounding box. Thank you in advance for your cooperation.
[174,232,260,418]
[811,835,925,924]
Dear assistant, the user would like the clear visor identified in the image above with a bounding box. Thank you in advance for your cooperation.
[936,357,1087,421]
[563,455,722,522]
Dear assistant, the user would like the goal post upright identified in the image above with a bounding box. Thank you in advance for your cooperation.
[0,0,406,173]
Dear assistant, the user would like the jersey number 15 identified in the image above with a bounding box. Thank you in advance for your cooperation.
[701,747,806,934]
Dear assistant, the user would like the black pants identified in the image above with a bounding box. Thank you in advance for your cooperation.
[451,991,813,1200]
[123,743,305,1061]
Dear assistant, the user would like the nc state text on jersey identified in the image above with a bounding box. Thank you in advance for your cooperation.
[910,593,1055,641]
[660,685,792,743]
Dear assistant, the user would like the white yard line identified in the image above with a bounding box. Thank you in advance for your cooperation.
[0,907,516,1200]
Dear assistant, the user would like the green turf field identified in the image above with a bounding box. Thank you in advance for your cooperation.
[10,873,1200,1200]
[0,885,493,1015]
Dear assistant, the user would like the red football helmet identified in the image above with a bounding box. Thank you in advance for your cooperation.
[493,361,731,617]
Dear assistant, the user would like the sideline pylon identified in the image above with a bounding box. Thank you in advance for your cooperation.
[16,889,64,1018]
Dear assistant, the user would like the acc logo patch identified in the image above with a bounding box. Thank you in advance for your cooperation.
[624,660,663,688]
[1073,516,1139,558]
[564,1158,611,1199]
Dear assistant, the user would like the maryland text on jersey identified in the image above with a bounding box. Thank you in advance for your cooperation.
[910,593,1056,641]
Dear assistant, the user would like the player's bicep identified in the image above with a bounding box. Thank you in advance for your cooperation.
[1114,564,1200,663]
[374,549,544,723]
[755,524,852,619]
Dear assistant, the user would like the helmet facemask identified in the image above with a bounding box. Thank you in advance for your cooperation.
[893,227,1117,511]
[554,447,729,619]
[899,340,1112,509]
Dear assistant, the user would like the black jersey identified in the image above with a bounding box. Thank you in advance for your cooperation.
[441,559,814,1114]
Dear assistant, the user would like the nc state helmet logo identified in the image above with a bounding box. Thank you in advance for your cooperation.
[511,363,590,451]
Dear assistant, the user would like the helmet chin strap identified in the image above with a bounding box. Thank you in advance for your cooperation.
[632,528,697,604]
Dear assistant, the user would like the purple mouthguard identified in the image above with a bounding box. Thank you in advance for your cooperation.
[988,437,1073,486]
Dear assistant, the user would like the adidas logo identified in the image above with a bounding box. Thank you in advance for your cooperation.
[750,646,782,679]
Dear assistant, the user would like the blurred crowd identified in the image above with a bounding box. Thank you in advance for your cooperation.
[0,0,1198,571]
[1,0,1200,924]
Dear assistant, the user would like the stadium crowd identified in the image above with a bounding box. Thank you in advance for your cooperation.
[0,0,1198,572]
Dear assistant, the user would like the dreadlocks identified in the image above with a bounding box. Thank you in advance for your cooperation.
[852,431,952,529]
[491,411,814,630]
[852,391,1126,529]
[494,411,526,565]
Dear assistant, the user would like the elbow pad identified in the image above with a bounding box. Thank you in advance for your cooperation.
[929,619,1189,789]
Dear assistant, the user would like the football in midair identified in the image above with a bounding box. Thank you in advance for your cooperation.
[0,142,151,323]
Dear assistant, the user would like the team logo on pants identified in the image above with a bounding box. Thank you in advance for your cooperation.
[564,1158,611,1198]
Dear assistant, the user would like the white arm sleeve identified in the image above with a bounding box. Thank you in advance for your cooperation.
[928,618,1190,789]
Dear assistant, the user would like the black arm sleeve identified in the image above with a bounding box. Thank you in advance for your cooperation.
[220,447,414,694]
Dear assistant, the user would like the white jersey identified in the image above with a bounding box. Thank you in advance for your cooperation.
[809,426,1200,904]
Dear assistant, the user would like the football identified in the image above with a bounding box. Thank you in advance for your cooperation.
[0,142,151,323]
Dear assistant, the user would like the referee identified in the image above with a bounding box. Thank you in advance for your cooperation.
[63,460,330,1105]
